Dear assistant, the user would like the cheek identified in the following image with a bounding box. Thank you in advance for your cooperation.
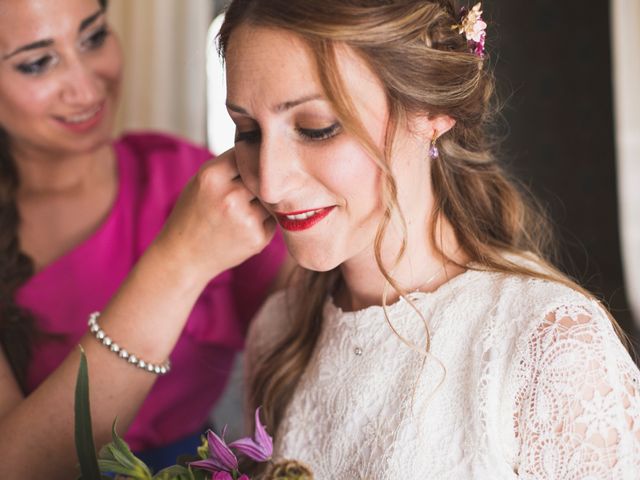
[94,38,124,90]
[320,141,382,213]
[0,76,59,125]
[234,144,260,193]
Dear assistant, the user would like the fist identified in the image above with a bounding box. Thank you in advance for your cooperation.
[155,148,276,285]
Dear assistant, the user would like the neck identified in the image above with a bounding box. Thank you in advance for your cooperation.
[13,142,115,197]
[337,216,467,312]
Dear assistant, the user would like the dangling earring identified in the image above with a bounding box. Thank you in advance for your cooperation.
[429,130,439,160]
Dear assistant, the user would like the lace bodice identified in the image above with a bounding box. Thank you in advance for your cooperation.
[246,268,640,479]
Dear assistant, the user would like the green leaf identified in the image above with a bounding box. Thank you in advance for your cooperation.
[97,420,153,479]
[196,434,209,460]
[98,443,116,462]
[152,465,192,480]
[189,466,209,480]
[98,459,139,476]
[106,442,138,470]
[111,419,144,465]
[98,458,154,479]
[74,347,101,480]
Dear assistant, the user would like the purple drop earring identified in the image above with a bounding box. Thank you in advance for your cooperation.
[429,131,439,160]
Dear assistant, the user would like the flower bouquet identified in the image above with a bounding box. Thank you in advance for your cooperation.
[74,349,312,479]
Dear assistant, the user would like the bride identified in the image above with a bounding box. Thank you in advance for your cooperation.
[218,0,640,478]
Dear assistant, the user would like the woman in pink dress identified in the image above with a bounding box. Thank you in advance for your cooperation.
[0,0,286,477]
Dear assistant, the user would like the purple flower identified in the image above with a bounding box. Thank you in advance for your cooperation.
[189,427,238,473]
[212,472,234,480]
[229,408,273,462]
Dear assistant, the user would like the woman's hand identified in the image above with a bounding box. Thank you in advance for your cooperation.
[154,148,277,287]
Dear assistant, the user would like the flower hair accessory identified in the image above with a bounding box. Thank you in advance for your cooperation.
[452,2,487,58]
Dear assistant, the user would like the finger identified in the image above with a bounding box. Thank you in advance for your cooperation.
[205,149,239,181]
[198,161,239,188]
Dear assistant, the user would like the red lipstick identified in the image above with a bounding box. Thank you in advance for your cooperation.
[275,206,335,232]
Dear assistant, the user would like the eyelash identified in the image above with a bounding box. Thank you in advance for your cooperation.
[82,26,110,50]
[235,123,342,144]
[16,56,54,75]
[15,26,110,76]
[298,123,342,140]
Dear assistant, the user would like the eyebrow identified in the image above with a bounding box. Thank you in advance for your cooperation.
[79,9,104,33]
[226,94,323,115]
[2,9,104,60]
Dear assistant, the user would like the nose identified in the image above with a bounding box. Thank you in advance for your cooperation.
[60,58,101,106]
[255,133,299,205]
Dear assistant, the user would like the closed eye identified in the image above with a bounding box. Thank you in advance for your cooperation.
[234,122,342,144]
[235,129,261,144]
[82,25,110,50]
[16,55,56,75]
[297,123,341,141]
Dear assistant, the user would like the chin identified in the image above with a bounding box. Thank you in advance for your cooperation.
[298,260,341,273]
[288,244,343,273]
[62,126,113,153]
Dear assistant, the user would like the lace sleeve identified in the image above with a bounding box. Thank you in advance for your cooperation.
[516,303,640,479]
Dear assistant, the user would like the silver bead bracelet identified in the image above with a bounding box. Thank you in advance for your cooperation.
[87,311,171,375]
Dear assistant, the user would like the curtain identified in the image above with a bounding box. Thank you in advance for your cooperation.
[107,0,214,144]
[611,0,640,328]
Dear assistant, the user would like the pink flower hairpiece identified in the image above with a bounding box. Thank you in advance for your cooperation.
[452,2,487,58]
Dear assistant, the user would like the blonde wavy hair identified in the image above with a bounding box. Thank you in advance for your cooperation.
[218,0,627,446]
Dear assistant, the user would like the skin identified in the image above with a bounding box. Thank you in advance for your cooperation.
[225,25,467,311]
[0,1,280,477]
[0,0,120,157]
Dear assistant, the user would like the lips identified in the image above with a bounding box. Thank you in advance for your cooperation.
[275,206,335,231]
[53,102,106,133]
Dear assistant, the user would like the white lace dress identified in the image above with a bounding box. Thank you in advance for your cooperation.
[246,268,640,479]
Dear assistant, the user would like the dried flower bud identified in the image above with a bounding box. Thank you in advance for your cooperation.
[264,459,314,480]
[451,2,487,57]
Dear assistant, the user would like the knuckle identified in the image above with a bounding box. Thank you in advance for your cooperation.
[196,165,222,190]
[220,193,238,212]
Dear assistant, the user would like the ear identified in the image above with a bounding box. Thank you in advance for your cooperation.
[409,113,456,140]
[428,115,456,140]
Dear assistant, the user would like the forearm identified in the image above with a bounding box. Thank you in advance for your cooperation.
[0,242,213,479]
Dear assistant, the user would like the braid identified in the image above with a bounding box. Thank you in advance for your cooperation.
[0,128,37,392]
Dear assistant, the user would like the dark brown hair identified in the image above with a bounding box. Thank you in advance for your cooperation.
[0,130,36,391]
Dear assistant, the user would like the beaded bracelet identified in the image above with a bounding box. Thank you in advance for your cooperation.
[87,311,171,375]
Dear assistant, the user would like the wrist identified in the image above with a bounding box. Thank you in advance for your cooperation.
[142,239,219,297]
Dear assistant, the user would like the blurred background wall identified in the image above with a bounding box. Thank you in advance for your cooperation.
[486,0,639,340]
[107,0,214,143]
